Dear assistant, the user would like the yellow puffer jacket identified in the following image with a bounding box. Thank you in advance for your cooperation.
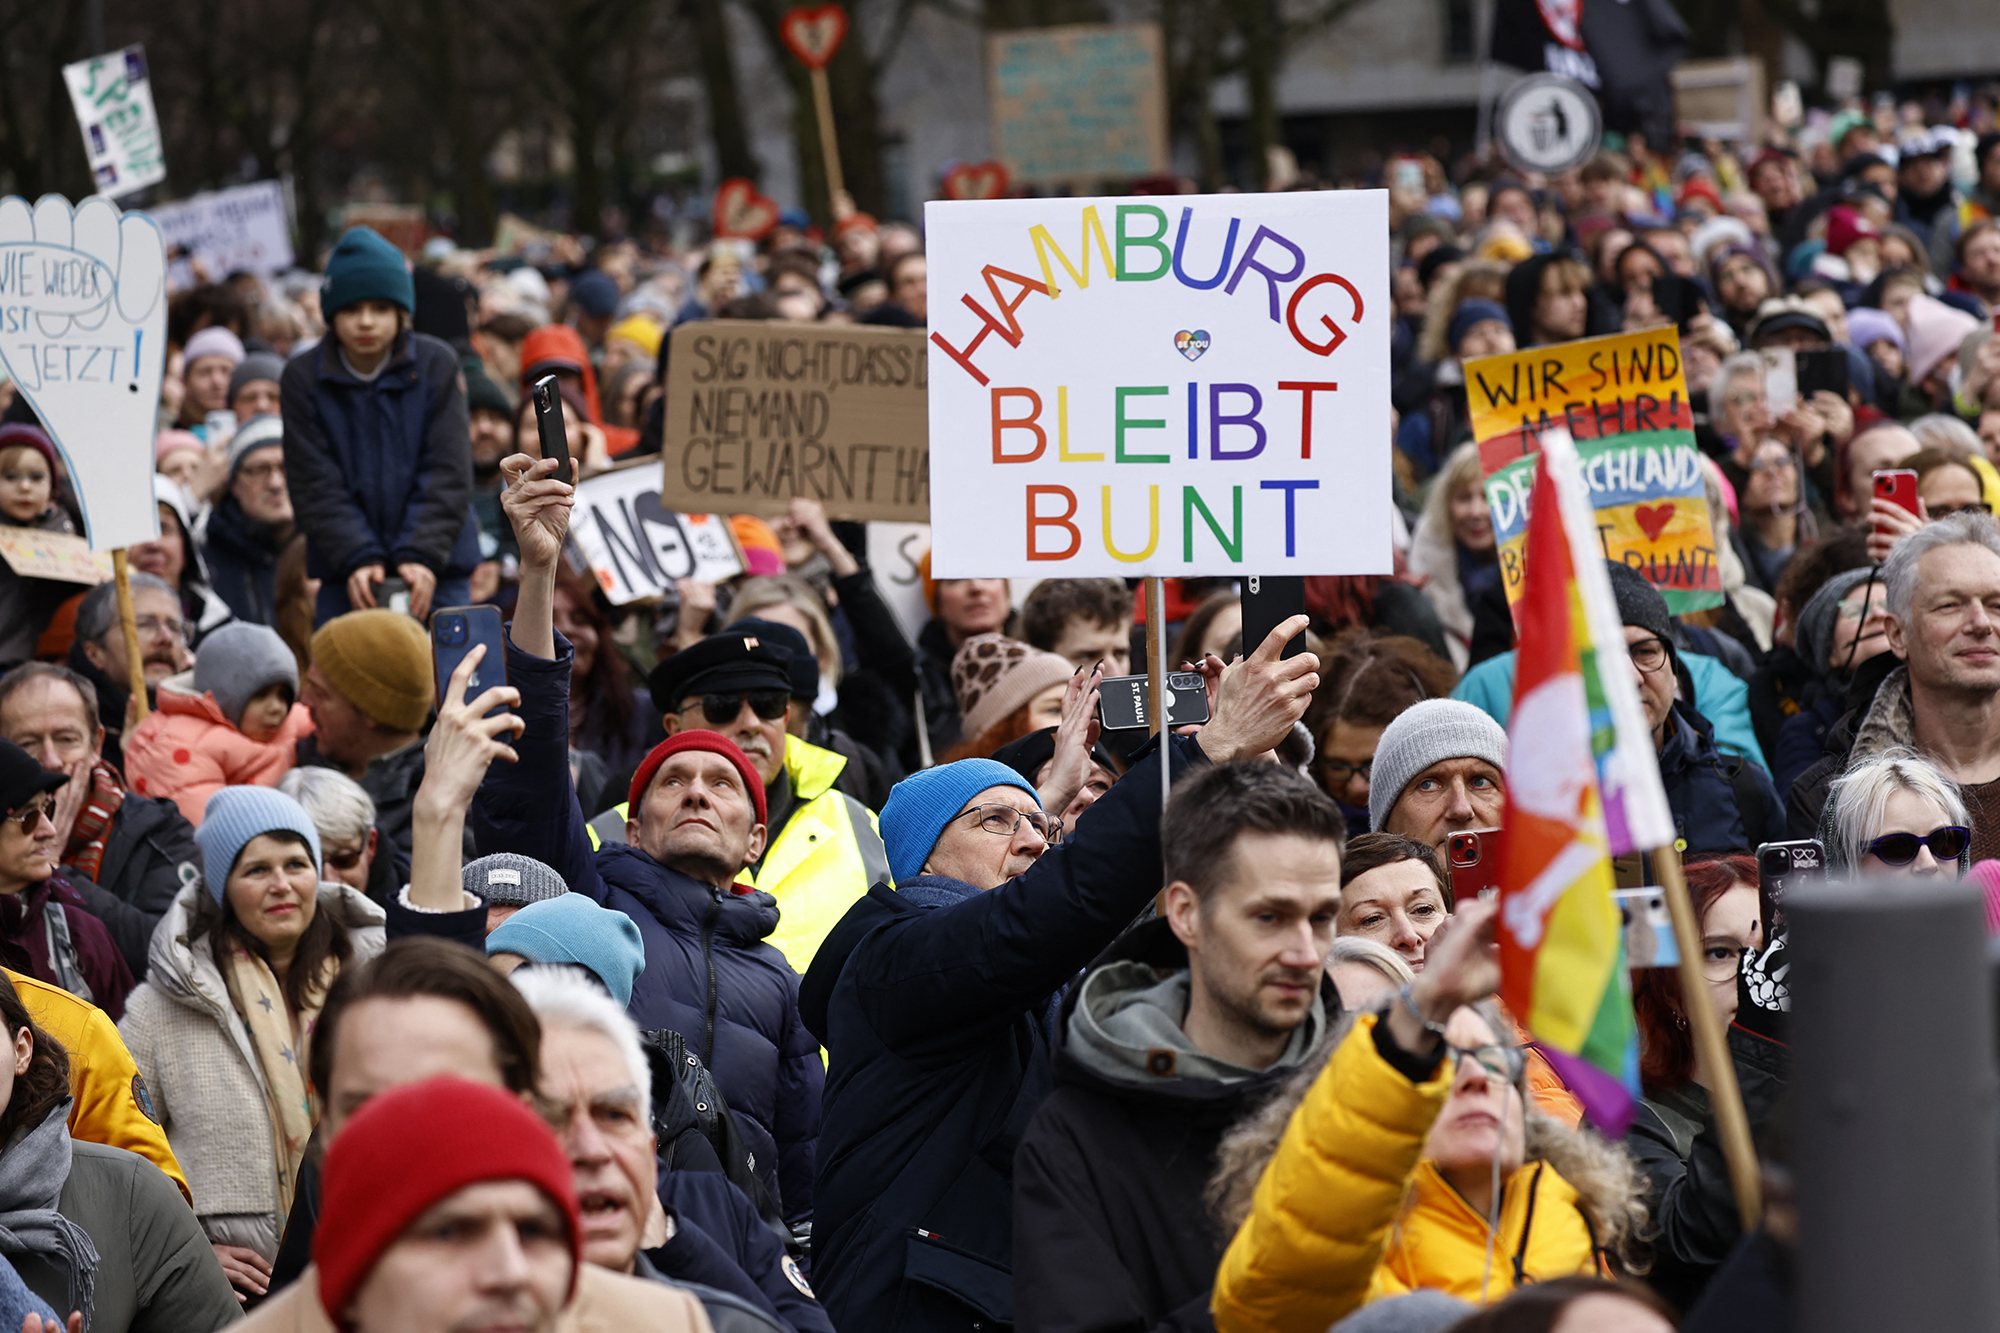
[1211,1012,1601,1333]
[588,735,889,973]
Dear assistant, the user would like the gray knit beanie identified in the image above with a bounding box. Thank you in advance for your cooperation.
[463,853,569,908]
[1368,698,1509,832]
[1796,566,1876,679]
[193,622,298,726]
[1328,1291,1475,1333]
[1605,560,1673,643]
[227,413,284,481]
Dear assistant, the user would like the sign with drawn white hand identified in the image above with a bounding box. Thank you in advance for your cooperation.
[0,194,168,551]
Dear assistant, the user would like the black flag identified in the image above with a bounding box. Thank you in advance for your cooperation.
[1489,0,1690,147]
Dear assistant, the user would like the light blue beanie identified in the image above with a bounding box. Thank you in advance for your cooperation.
[881,758,1040,883]
[196,786,324,902]
[486,894,645,1008]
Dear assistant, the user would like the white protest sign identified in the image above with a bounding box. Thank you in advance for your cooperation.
[62,47,166,199]
[924,190,1392,577]
[150,182,295,287]
[0,195,166,551]
[866,521,933,640]
[566,461,743,605]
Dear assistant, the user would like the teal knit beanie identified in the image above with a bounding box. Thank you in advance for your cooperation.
[322,226,415,316]
[486,894,645,1008]
[881,759,1040,883]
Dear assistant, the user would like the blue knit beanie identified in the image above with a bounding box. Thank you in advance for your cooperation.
[881,759,1040,883]
[197,786,324,902]
[321,226,415,317]
[486,894,645,1008]
[1446,298,1512,355]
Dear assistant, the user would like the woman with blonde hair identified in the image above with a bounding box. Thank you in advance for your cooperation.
[1208,901,1648,1333]
[1407,444,1500,672]
[1826,748,1970,880]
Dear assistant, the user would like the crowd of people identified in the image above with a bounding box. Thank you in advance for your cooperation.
[0,86,1992,1333]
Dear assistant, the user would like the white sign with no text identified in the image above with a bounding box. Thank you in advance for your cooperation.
[0,195,167,551]
[62,47,167,199]
[150,182,295,286]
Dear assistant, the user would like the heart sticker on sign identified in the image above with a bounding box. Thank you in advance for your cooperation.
[1174,329,1212,361]
[1633,502,1676,542]
[712,178,780,240]
[942,161,1011,201]
[780,4,849,69]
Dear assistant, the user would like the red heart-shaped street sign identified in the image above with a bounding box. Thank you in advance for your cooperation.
[942,161,1011,201]
[712,178,780,240]
[780,4,849,70]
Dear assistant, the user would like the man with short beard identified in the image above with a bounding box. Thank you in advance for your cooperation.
[1012,762,1343,1333]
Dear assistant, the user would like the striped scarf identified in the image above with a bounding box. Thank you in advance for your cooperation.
[61,762,124,886]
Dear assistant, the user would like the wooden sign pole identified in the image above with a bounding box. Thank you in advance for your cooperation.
[810,68,845,207]
[111,550,149,724]
[1655,842,1762,1231]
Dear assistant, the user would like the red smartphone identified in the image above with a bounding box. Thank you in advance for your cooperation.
[1446,828,1504,907]
[1873,469,1919,535]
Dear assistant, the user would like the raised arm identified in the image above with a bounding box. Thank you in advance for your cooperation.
[409,644,523,913]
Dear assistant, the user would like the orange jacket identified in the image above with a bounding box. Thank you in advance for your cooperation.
[7,968,190,1203]
[518,324,640,457]
[124,674,314,825]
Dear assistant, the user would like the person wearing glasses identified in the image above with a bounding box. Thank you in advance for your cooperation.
[482,461,831,1243]
[1208,897,1649,1329]
[577,624,890,976]
[1610,563,1783,861]
[195,414,296,628]
[1734,437,1809,594]
[1827,750,1971,880]
[0,737,133,1020]
[65,574,195,774]
[1627,852,1781,1310]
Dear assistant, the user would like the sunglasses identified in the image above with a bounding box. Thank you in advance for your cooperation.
[1864,825,1970,866]
[694,691,790,723]
[4,797,53,833]
[323,846,367,872]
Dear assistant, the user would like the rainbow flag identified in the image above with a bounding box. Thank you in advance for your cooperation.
[1494,430,1674,1137]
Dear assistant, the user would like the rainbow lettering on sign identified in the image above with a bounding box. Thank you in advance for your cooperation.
[926,200,1375,572]
[1465,326,1722,616]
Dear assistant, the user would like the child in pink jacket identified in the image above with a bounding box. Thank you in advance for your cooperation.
[124,622,315,825]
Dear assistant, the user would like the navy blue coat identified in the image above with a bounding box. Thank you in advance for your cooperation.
[478,631,821,1225]
[1659,701,1784,857]
[279,330,479,581]
[798,734,1197,1333]
[199,495,285,626]
[656,1170,835,1333]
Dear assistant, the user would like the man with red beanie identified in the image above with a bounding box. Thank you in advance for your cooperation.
[237,1075,711,1332]
[478,453,822,1242]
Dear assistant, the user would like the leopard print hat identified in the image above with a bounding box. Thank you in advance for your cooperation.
[951,633,1077,743]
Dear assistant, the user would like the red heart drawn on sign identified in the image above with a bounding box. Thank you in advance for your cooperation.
[1633,502,1675,543]
[780,4,849,69]
[942,161,1011,201]
[712,178,780,240]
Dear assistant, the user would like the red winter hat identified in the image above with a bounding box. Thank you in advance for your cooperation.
[629,731,768,825]
[314,1077,581,1323]
[1825,205,1878,257]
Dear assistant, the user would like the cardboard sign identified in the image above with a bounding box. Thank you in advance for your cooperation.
[1466,326,1722,615]
[660,321,929,523]
[986,25,1168,185]
[566,461,743,605]
[338,203,425,256]
[0,530,112,584]
[923,191,1391,578]
[150,182,294,288]
[62,47,166,199]
[0,194,167,551]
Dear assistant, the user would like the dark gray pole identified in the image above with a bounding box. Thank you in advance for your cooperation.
[1790,879,2000,1331]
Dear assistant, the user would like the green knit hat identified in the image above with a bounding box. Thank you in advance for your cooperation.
[322,226,415,317]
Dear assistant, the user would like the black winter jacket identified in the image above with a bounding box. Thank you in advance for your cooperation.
[1658,701,1784,857]
[798,733,1197,1333]
[656,1170,835,1333]
[64,792,201,979]
[1012,918,1336,1333]
[478,631,821,1225]
[198,496,288,626]
[279,330,479,581]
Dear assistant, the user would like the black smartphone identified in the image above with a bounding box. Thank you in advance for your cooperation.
[432,605,510,717]
[532,373,573,485]
[1239,576,1306,661]
[376,576,413,617]
[1795,348,1849,400]
[1756,837,1823,938]
[1446,828,1504,907]
[1097,671,1210,731]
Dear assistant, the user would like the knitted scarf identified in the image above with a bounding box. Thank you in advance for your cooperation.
[61,763,125,887]
[220,943,332,1218]
[0,1100,98,1331]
